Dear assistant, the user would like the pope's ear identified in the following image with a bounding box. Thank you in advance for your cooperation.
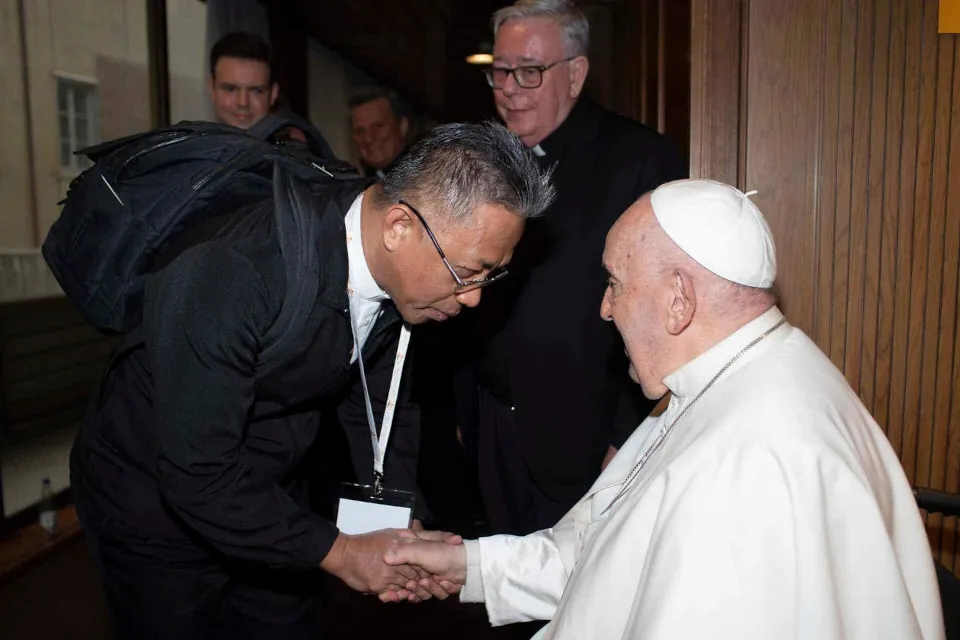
[666,270,696,335]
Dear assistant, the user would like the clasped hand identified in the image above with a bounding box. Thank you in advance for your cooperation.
[322,527,467,604]
[380,528,468,603]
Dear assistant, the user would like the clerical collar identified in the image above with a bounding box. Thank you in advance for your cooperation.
[345,193,389,303]
[662,306,789,399]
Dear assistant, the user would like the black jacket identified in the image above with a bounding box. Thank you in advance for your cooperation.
[458,100,688,506]
[71,179,422,572]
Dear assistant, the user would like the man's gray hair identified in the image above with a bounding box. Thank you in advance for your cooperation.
[492,0,590,58]
[378,121,555,224]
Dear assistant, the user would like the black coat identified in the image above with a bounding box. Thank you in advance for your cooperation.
[71,180,423,572]
[458,99,688,508]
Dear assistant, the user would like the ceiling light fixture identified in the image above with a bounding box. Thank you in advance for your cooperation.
[466,53,494,65]
[466,39,493,65]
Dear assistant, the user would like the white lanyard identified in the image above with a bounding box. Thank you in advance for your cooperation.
[350,311,411,492]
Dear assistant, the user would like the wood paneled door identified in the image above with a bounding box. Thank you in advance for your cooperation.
[692,0,960,570]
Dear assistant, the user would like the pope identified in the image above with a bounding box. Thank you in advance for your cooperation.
[381,179,945,640]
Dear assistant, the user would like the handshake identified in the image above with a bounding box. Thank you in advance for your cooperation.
[320,527,470,603]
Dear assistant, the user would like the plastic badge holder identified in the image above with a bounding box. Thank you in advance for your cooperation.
[335,482,415,534]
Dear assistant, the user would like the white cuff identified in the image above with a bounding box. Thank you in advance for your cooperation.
[459,539,485,602]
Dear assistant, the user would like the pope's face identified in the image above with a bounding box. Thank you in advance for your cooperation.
[600,200,671,400]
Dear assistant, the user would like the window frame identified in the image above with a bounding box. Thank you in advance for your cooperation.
[54,72,100,175]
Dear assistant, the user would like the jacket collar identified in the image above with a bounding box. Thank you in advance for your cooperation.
[315,178,375,311]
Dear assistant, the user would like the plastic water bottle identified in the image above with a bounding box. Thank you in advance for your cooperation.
[39,478,58,535]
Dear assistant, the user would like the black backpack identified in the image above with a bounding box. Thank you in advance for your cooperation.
[42,115,359,367]
[249,107,337,160]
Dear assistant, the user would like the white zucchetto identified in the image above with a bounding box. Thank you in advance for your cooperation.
[650,179,777,288]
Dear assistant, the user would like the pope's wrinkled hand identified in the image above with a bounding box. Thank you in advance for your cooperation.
[378,530,467,603]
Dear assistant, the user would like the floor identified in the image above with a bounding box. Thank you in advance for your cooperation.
[0,539,113,640]
[1,424,76,517]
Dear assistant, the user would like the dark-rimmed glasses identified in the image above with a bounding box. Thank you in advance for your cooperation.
[398,199,509,293]
[483,57,576,89]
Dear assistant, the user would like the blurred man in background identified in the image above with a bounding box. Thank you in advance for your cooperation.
[208,32,278,130]
[207,32,334,158]
[350,89,412,179]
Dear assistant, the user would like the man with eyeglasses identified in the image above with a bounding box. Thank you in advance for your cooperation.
[454,0,689,540]
[70,121,553,639]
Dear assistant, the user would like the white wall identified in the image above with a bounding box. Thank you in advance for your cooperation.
[21,0,152,245]
[307,40,358,165]
[167,0,213,123]
[0,0,34,249]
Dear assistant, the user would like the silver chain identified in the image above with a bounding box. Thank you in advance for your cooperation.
[600,318,787,517]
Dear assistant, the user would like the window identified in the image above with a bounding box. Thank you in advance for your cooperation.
[57,78,99,172]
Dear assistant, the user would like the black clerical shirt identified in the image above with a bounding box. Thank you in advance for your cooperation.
[459,99,688,509]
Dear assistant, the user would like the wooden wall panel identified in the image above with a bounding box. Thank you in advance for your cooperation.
[689,0,742,186]
[886,0,923,468]
[692,0,960,568]
[875,0,909,462]
[581,0,691,154]
[743,0,824,332]
[933,35,960,571]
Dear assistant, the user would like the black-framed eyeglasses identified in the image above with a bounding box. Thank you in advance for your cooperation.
[398,199,509,293]
[483,57,576,89]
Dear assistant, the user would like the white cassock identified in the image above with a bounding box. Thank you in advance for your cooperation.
[460,306,945,640]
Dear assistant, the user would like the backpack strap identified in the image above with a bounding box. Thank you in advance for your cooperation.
[249,110,336,160]
[258,162,322,373]
[93,150,354,376]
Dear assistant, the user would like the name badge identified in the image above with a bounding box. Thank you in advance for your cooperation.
[336,482,415,534]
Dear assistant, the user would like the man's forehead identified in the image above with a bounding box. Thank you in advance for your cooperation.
[493,55,545,66]
[443,206,520,264]
[605,206,652,268]
[494,18,564,58]
[214,57,270,80]
[352,98,394,123]
[602,235,627,272]
[621,197,655,235]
